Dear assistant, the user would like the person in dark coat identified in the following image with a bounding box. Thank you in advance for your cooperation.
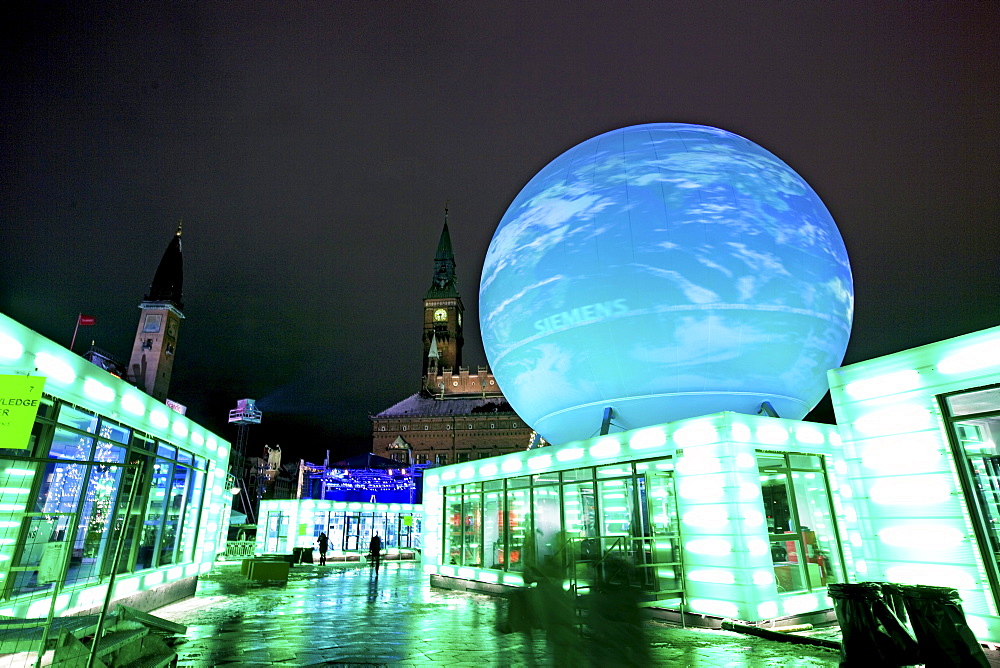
[368,533,382,571]
[317,532,329,565]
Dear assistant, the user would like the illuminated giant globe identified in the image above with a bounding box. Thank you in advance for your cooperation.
[480,123,853,445]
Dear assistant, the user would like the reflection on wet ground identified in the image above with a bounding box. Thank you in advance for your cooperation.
[155,561,841,666]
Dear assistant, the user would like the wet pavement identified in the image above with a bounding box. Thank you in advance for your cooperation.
[153,560,843,667]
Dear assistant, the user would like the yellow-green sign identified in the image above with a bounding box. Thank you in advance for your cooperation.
[0,375,45,449]
[403,516,413,527]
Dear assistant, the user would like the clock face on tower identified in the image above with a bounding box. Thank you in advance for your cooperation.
[434,308,448,322]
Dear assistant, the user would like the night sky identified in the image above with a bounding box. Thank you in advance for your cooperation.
[2,2,998,463]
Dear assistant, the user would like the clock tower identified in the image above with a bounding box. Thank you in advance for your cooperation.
[423,209,464,377]
[128,223,184,402]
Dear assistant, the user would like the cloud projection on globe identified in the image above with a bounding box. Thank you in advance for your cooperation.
[480,123,853,445]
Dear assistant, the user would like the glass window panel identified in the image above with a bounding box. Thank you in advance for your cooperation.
[952,415,1000,574]
[561,468,593,482]
[0,460,36,588]
[176,468,204,563]
[312,511,330,540]
[12,513,76,597]
[947,386,1000,417]
[49,429,95,461]
[506,485,531,573]
[598,478,633,537]
[532,471,560,486]
[132,435,154,451]
[156,442,177,460]
[329,512,346,551]
[135,460,170,570]
[759,452,841,592]
[597,464,632,478]
[640,467,682,593]
[35,461,86,515]
[111,455,150,575]
[594,477,637,585]
[635,459,674,473]
[772,538,807,593]
[444,492,464,566]
[563,480,597,579]
[462,493,483,566]
[790,470,842,588]
[264,511,289,553]
[98,420,130,445]
[463,482,482,493]
[509,475,531,490]
[788,454,823,470]
[57,405,98,434]
[762,472,794,533]
[158,464,189,566]
[36,398,55,421]
[756,452,785,471]
[177,449,193,465]
[483,479,503,491]
[71,460,126,586]
[531,485,562,573]
[483,489,504,569]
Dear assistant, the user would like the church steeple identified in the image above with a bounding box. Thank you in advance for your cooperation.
[145,222,184,309]
[128,223,186,402]
[422,207,464,379]
[424,206,459,299]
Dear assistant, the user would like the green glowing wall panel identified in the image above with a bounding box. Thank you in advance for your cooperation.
[829,325,1000,641]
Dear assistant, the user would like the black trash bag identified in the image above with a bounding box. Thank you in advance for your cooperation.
[828,582,921,666]
[880,582,910,625]
[895,584,989,668]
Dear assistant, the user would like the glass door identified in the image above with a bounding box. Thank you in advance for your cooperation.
[264,511,288,553]
[636,459,682,596]
[344,514,362,551]
[943,385,1000,608]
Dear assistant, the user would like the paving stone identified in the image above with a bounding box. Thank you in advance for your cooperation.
[153,561,849,666]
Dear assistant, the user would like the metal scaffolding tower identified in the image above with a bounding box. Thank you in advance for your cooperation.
[228,398,263,524]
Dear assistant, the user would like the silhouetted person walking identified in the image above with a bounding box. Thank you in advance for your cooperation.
[317,532,328,565]
[369,533,382,572]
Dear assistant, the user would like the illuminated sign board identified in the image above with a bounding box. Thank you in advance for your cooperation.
[0,375,46,449]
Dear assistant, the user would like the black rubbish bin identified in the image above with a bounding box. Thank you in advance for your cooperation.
[828,582,920,666]
[893,584,988,668]
[292,547,314,564]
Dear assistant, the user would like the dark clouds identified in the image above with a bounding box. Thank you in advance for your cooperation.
[2,1,998,460]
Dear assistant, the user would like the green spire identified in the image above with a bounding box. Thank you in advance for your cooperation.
[426,205,459,299]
